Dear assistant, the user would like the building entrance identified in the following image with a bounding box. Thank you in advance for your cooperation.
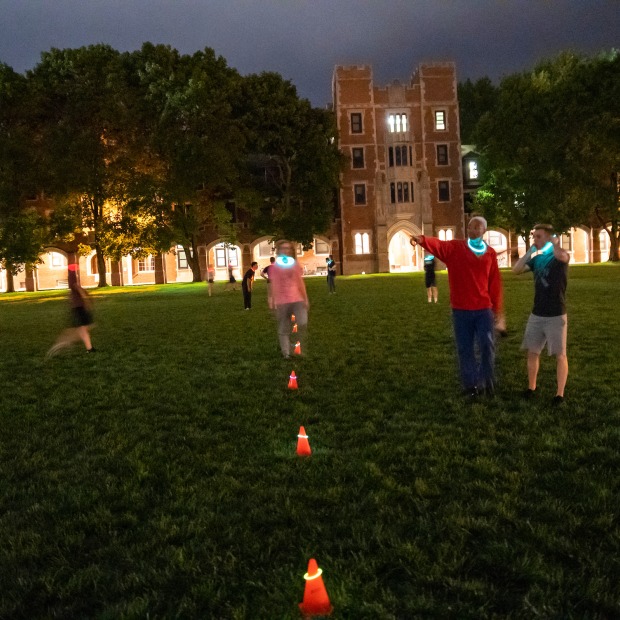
[389,230,418,272]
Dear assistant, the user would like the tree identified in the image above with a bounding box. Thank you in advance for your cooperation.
[0,63,48,292]
[237,72,341,248]
[473,50,620,257]
[28,45,143,286]
[129,44,244,281]
[458,77,497,145]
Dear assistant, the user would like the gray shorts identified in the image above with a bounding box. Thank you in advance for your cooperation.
[521,313,567,356]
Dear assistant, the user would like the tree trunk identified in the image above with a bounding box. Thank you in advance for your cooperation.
[609,218,619,262]
[184,239,202,282]
[4,263,15,293]
[95,245,108,286]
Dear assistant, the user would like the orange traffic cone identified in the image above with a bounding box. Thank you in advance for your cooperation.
[292,323,298,333]
[288,371,298,390]
[294,341,301,355]
[291,313,296,322]
[299,558,332,616]
[296,426,312,456]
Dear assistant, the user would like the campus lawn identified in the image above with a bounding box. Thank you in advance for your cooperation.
[0,265,619,619]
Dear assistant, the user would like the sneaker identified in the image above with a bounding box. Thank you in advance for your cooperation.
[521,388,537,399]
[551,395,565,407]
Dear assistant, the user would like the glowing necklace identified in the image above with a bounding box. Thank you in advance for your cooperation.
[275,255,295,268]
[467,237,487,256]
[424,254,435,262]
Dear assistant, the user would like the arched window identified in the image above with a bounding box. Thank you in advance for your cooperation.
[354,232,370,255]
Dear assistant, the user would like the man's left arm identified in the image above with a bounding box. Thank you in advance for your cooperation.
[488,256,506,334]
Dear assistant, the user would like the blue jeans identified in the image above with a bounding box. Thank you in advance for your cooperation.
[452,308,496,390]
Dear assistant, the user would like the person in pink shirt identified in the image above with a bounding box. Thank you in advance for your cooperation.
[269,239,309,359]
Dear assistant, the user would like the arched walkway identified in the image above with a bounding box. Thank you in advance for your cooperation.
[205,240,243,281]
[387,221,423,273]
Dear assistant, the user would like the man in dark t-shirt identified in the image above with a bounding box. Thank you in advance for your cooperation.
[512,224,570,405]
[242,262,258,310]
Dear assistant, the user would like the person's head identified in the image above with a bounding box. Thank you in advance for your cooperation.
[270,256,275,264]
[532,223,554,249]
[275,239,295,258]
[467,215,487,240]
[251,261,258,271]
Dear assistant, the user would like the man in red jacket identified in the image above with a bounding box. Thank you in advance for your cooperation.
[410,216,505,397]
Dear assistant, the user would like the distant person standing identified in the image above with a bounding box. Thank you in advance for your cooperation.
[47,263,96,357]
[512,224,570,406]
[423,254,438,303]
[242,262,258,310]
[269,240,309,358]
[326,255,337,293]
[261,256,276,309]
[410,216,505,397]
[225,262,237,291]
[207,265,215,297]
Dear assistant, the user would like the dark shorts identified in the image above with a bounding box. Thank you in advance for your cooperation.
[71,306,93,327]
[229,276,236,283]
[208,278,214,284]
[425,272,436,288]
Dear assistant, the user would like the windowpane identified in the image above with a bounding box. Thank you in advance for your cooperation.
[397,182,403,202]
[446,229,453,241]
[468,160,479,179]
[177,245,189,269]
[435,110,446,130]
[390,182,396,204]
[403,182,409,202]
[410,182,414,202]
[362,233,370,254]
[401,145,408,166]
[395,146,402,166]
[438,180,450,201]
[352,147,364,169]
[314,239,330,255]
[354,184,366,205]
[388,147,394,167]
[388,113,407,133]
[215,248,227,267]
[351,113,362,134]
[388,115,395,132]
[437,144,448,165]
[354,233,363,254]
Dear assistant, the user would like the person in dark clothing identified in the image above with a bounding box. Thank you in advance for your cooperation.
[423,254,438,303]
[512,224,570,406]
[46,263,96,357]
[261,256,276,309]
[225,262,237,291]
[242,262,258,310]
[326,255,336,293]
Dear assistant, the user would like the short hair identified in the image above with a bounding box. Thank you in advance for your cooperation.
[251,261,258,267]
[533,223,554,234]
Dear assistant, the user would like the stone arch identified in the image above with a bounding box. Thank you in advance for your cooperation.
[571,225,591,264]
[204,239,243,281]
[386,221,423,273]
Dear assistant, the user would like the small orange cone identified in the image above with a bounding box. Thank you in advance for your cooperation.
[288,371,298,390]
[296,426,312,456]
[292,323,298,333]
[294,341,301,355]
[299,558,332,616]
[291,313,296,322]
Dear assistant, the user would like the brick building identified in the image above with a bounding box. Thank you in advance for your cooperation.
[333,62,465,274]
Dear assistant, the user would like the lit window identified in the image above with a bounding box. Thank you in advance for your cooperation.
[468,160,479,179]
[354,232,370,254]
[446,229,453,241]
[388,113,407,133]
[314,238,330,255]
[138,255,156,272]
[599,231,609,251]
[352,147,364,169]
[49,252,67,269]
[257,240,274,258]
[354,184,366,205]
[350,113,362,134]
[438,180,450,202]
[177,245,190,269]
[435,110,446,131]
[438,229,453,241]
[437,144,448,165]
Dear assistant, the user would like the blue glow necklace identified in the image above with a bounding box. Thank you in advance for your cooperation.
[275,255,295,268]
[467,237,487,256]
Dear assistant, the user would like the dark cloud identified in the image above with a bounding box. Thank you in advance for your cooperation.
[0,0,618,106]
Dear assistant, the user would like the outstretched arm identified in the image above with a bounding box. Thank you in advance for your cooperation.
[512,246,534,274]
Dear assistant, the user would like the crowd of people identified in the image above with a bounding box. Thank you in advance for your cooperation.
[47,220,570,405]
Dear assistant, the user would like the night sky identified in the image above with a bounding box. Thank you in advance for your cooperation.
[1,0,618,106]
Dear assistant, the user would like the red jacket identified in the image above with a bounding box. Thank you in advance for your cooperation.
[418,236,503,313]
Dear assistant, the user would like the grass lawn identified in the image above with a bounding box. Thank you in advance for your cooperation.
[1,264,619,619]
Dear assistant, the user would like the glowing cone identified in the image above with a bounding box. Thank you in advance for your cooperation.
[288,371,298,390]
[296,426,312,456]
[294,341,302,355]
[291,314,296,322]
[299,558,332,616]
[292,323,298,333]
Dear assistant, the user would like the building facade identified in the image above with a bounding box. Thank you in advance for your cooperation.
[333,62,465,275]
